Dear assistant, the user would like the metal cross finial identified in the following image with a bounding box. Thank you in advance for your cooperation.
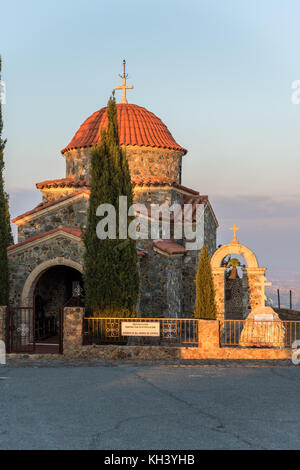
[230,223,240,243]
[114,60,134,104]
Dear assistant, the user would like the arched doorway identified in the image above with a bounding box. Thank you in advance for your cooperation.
[19,259,84,353]
[34,265,84,348]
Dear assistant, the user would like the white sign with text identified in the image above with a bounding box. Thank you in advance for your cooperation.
[121,322,160,337]
[254,314,274,321]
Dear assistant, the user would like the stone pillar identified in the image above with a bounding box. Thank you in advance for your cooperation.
[212,267,226,315]
[0,306,7,343]
[198,320,220,351]
[63,307,84,355]
[241,267,251,318]
[216,312,224,326]
[245,268,267,312]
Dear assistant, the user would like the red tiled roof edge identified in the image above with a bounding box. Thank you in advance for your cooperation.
[153,240,187,256]
[12,190,90,223]
[35,177,199,196]
[8,224,147,258]
[132,177,200,195]
[137,249,146,257]
[36,178,90,189]
[7,225,82,251]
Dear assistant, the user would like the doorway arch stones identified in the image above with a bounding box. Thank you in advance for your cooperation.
[21,257,83,307]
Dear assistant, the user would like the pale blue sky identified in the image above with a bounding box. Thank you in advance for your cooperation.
[1,0,300,301]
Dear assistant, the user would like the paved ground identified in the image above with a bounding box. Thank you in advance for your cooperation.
[0,360,300,450]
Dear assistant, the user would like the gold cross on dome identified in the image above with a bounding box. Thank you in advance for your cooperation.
[114,60,134,104]
[230,223,240,244]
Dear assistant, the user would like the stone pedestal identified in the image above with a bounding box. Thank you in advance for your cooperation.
[63,307,85,355]
[239,307,285,348]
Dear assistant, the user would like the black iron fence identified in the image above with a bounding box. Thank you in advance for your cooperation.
[35,316,58,341]
[6,307,35,353]
[83,317,198,347]
[220,319,300,348]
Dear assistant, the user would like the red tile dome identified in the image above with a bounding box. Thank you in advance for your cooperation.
[61,103,187,155]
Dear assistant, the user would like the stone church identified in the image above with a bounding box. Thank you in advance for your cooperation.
[7,65,218,321]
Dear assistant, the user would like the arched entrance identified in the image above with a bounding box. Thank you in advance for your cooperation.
[211,225,270,319]
[20,258,84,353]
[34,266,83,345]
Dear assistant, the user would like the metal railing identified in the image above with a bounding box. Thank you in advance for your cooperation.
[6,307,35,353]
[83,317,198,347]
[35,316,58,341]
[220,319,300,348]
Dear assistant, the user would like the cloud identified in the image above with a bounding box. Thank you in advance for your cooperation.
[211,194,300,220]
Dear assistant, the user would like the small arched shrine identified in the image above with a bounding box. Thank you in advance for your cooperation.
[211,224,271,319]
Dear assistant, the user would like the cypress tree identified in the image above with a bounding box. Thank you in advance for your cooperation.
[0,57,10,305]
[5,192,13,246]
[194,245,217,319]
[83,93,139,317]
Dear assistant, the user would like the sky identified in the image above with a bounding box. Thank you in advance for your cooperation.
[1,0,300,306]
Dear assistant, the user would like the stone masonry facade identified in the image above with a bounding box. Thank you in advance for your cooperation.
[8,234,84,306]
[9,104,218,319]
[17,197,89,243]
[65,146,184,184]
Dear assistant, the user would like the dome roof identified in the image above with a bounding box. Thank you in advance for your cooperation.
[61,103,187,155]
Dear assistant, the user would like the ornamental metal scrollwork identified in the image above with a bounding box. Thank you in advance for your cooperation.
[162,321,177,339]
[17,324,30,337]
[106,321,120,338]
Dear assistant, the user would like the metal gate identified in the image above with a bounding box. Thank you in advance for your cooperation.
[6,307,35,353]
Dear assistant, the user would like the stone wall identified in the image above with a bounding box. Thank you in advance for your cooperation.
[134,186,173,207]
[65,148,92,180]
[204,205,217,257]
[64,146,184,184]
[181,250,198,317]
[138,241,183,317]
[17,198,89,243]
[8,236,84,306]
[61,308,292,360]
[40,187,84,203]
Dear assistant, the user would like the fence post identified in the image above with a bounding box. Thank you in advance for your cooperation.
[197,320,220,352]
[63,307,85,356]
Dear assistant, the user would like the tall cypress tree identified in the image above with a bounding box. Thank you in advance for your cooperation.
[83,93,139,317]
[0,57,10,305]
[5,192,13,246]
[194,245,217,319]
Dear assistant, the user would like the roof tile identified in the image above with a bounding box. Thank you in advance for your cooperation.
[61,104,187,155]
[153,240,187,255]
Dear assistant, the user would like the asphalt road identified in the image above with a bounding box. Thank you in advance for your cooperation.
[0,363,299,450]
